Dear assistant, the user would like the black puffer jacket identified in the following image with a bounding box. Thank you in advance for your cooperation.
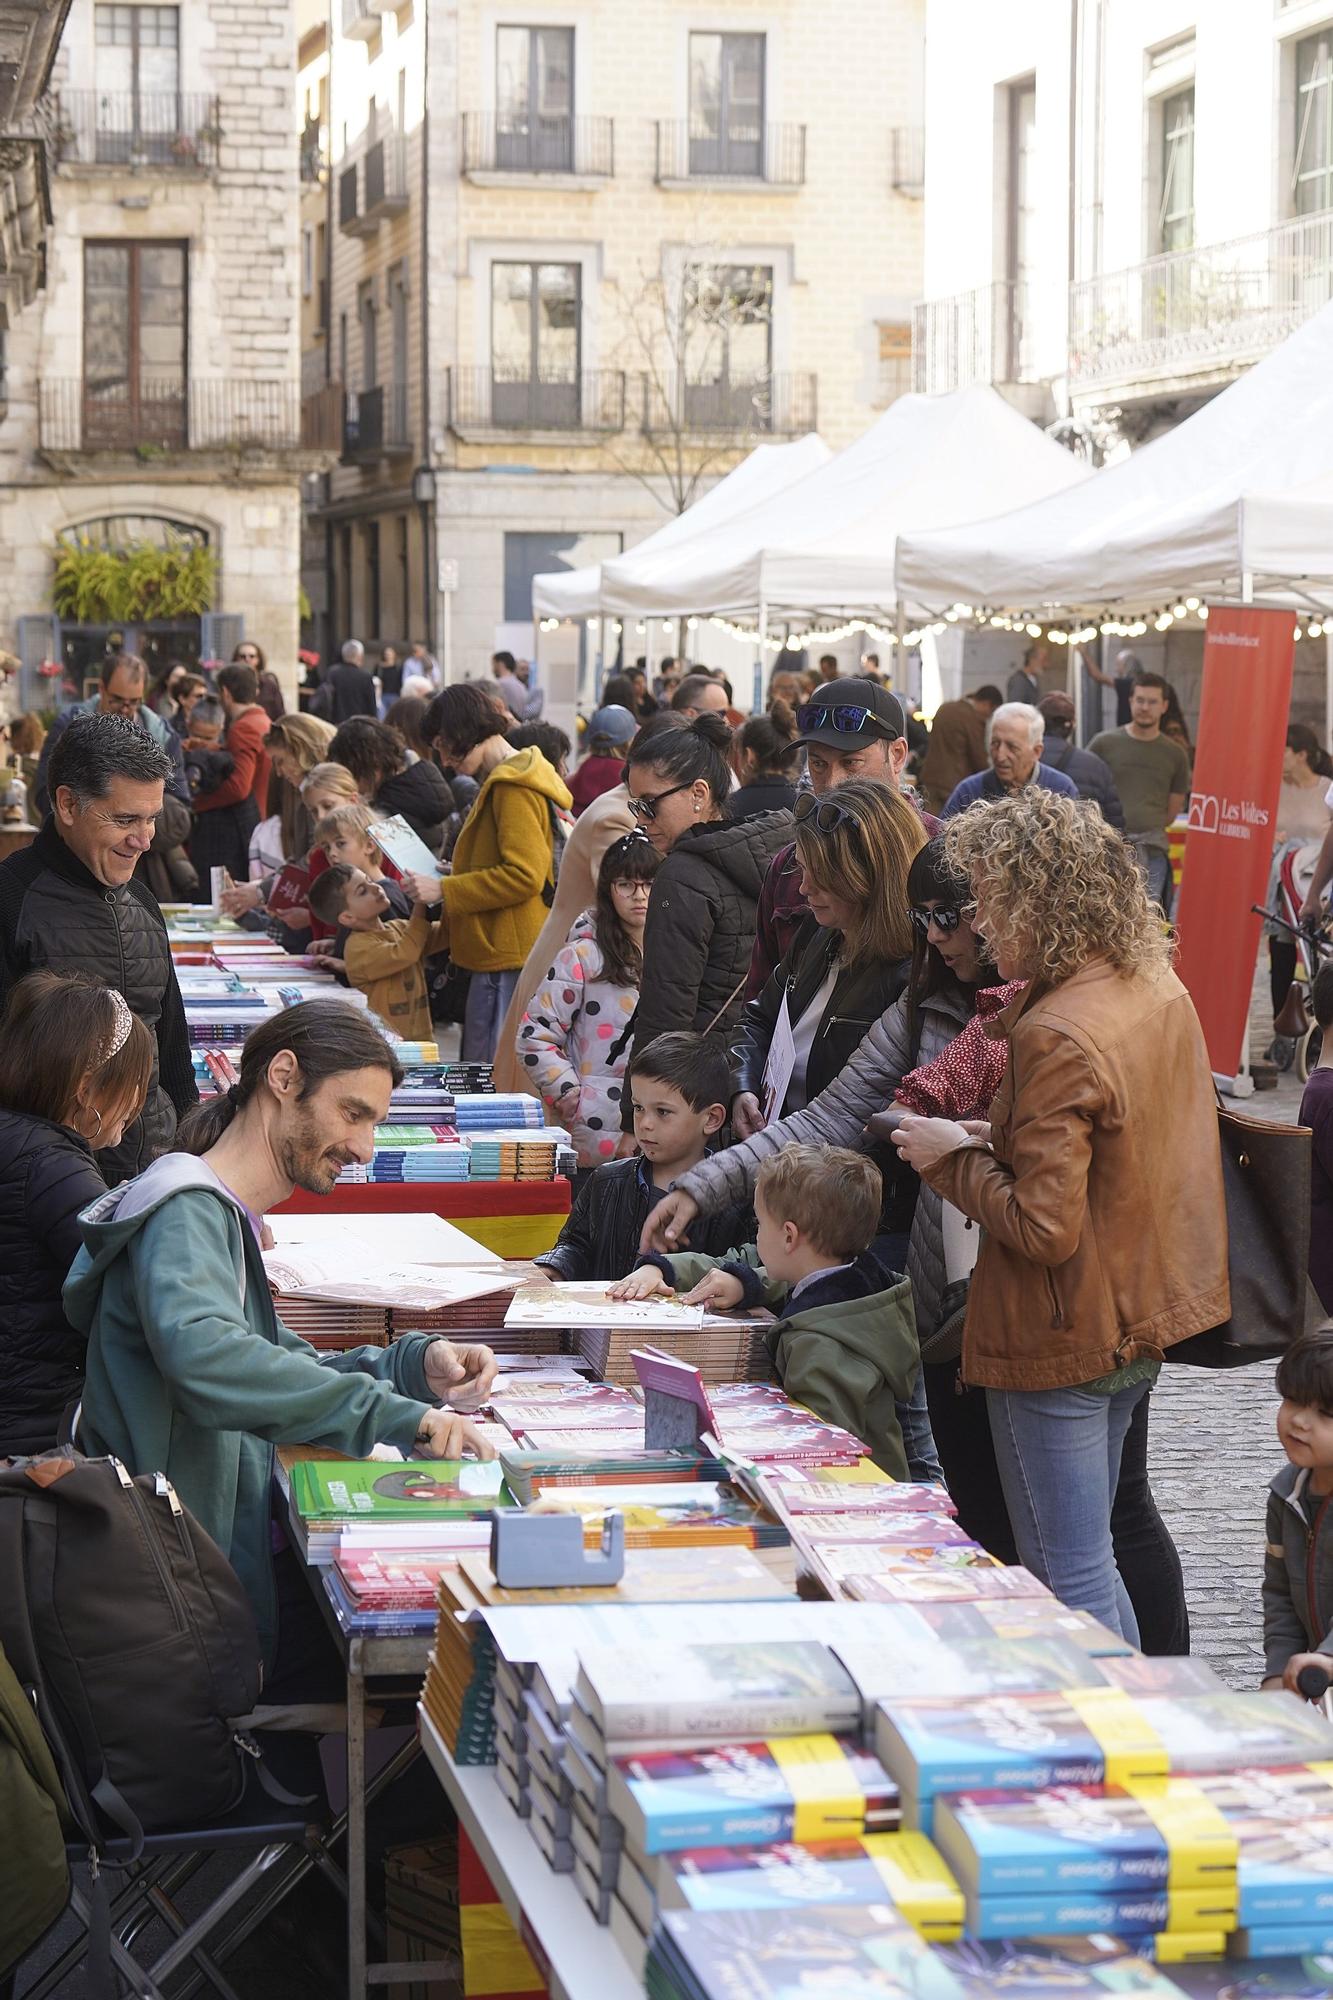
[0,820,198,1184]
[536,1155,754,1282]
[373,759,455,853]
[0,1109,107,1455]
[624,809,792,1128]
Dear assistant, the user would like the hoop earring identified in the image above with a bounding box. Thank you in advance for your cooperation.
[76,1104,102,1140]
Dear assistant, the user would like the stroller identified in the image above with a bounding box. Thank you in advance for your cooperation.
[1257,841,1332,1081]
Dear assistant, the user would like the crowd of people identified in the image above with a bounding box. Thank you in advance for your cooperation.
[5,631,1333,1734]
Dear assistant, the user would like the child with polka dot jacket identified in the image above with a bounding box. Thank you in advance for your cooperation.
[517,835,660,1169]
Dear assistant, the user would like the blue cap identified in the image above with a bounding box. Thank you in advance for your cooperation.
[587,704,637,747]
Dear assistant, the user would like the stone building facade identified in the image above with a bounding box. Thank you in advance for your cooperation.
[0,0,328,709]
[301,0,924,695]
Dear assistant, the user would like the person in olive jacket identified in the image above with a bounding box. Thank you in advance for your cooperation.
[621,712,791,1129]
[0,969,153,1457]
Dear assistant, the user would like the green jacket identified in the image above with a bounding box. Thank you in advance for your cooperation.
[656,1245,918,1481]
[64,1154,435,1661]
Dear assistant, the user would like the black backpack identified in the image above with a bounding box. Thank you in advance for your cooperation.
[0,1449,263,1848]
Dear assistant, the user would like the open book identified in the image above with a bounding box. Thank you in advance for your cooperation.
[368,813,442,881]
[262,1241,513,1312]
[266,1213,501,1268]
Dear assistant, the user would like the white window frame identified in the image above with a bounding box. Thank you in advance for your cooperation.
[467,237,602,372]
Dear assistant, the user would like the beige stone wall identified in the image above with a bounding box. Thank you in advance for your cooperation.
[0,0,304,695]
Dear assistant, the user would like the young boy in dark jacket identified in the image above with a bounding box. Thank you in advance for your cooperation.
[536,1032,752,1281]
[1262,1327,1333,1695]
[617,1143,920,1479]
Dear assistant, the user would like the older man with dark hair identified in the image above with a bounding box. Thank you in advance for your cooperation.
[0,715,197,1183]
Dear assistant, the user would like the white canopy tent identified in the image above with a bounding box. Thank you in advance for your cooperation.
[594,386,1091,622]
[529,432,831,620]
[894,300,1333,618]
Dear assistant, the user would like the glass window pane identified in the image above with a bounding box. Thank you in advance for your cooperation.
[496,26,530,127]
[139,36,179,95]
[137,244,185,384]
[535,28,572,118]
[723,34,763,144]
[535,263,578,379]
[491,261,534,379]
[689,33,722,139]
[1295,35,1333,215]
[84,245,131,388]
[94,5,134,44]
[1160,87,1194,252]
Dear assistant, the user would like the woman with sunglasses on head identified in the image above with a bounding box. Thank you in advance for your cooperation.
[0,970,153,1457]
[620,713,792,1104]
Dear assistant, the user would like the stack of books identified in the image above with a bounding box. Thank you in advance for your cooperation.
[452,1094,545,1130]
[465,1132,578,1182]
[873,1687,1333,1837]
[369,1142,471,1184]
[498,1446,731,1506]
[503,1280,773,1385]
[285,1454,509,1565]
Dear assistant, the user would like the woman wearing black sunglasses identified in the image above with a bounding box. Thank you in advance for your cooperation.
[619,713,791,1113]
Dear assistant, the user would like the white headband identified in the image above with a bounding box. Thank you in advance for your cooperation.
[99,989,133,1066]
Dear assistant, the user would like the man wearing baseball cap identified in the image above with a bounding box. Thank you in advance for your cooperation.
[1036,692,1125,830]
[744,677,932,1001]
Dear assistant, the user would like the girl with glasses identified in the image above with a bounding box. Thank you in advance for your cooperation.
[518,834,661,1172]
[620,714,791,1114]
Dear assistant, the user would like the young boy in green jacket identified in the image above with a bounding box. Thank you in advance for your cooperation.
[614,1144,921,1479]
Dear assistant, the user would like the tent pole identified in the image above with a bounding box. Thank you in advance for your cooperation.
[894,602,906,701]
[756,598,768,715]
[1326,630,1333,763]
[644,619,654,685]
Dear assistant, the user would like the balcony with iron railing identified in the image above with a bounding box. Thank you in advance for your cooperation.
[654,120,806,188]
[891,127,924,197]
[1067,208,1333,398]
[447,367,626,437]
[364,131,407,216]
[460,113,614,181]
[38,378,331,455]
[343,382,411,460]
[53,91,221,171]
[911,280,1036,394]
[642,371,818,436]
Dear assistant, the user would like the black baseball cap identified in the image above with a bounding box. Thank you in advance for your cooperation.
[794,677,906,749]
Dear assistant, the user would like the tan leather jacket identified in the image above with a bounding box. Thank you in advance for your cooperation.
[924,958,1229,1391]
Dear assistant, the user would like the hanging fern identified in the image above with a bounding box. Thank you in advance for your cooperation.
[52,535,218,623]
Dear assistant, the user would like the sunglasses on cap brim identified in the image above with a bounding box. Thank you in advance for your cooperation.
[796,701,899,740]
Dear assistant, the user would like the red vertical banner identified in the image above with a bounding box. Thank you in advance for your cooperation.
[1174,605,1295,1078]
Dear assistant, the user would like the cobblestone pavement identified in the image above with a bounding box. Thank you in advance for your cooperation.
[1146,959,1310,1687]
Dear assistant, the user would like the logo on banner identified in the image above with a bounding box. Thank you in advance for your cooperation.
[1186,791,1270,840]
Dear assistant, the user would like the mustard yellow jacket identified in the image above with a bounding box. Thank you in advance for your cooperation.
[437,749,572,974]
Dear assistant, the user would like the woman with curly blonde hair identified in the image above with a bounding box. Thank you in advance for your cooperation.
[893,789,1227,1639]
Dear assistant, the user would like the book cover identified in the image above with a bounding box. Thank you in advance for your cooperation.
[934,1935,1202,1996]
[289,1458,507,1520]
[960,1883,1237,1940]
[799,1513,974,1546]
[505,1280,707,1330]
[456,1543,792,1608]
[933,1784,1238,1898]
[368,812,443,879]
[764,1475,956,1516]
[664,1832,964,1941]
[608,1734,899,1857]
[846,1566,1053,1605]
[528,1484,787,1550]
[814,1541,997,1580]
[650,1906,962,2000]
[1189,1765,1333,1924]
[834,1635,1115,1707]
[576,1640,859,1747]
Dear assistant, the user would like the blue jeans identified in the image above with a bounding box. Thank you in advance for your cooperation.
[1132,839,1172,914]
[873,1230,944,1487]
[986,1378,1152,1641]
[462,966,520,1063]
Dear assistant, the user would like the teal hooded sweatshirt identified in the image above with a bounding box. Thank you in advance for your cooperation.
[64,1154,435,1663]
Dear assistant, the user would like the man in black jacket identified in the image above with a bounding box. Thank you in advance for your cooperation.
[327,639,378,723]
[0,715,198,1184]
[1037,693,1126,831]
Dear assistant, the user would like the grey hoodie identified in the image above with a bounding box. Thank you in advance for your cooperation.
[1262,1460,1333,1679]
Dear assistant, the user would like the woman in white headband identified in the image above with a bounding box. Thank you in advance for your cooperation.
[0,970,152,1456]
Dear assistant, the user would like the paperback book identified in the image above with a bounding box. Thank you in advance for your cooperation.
[645,1905,960,2000]
[660,1831,965,1941]
[932,1783,1239,1899]
[574,1640,860,1750]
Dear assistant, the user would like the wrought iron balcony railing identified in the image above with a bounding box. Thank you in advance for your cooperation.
[654,119,806,186]
[461,113,614,178]
[446,367,626,434]
[54,91,220,170]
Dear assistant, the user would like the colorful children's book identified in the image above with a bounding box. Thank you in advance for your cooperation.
[289,1456,507,1521]
[960,1883,1237,1940]
[608,1734,900,1859]
[877,1690,1333,1832]
[845,1565,1053,1605]
[662,1831,965,1941]
[575,1641,860,1750]
[646,1905,962,2000]
[933,1783,1239,1899]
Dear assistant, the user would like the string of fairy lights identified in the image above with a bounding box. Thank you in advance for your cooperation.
[538,601,1332,653]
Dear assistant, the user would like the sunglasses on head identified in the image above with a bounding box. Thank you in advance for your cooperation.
[793,791,862,836]
[909,904,966,937]
[796,702,898,740]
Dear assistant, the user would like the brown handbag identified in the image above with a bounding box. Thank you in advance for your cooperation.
[1167,1100,1323,1367]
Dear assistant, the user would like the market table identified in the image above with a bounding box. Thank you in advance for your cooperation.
[418,1712,641,2000]
[274,1177,570,1258]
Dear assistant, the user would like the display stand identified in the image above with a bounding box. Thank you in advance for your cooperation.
[274,1178,571,1258]
[419,1713,641,2000]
